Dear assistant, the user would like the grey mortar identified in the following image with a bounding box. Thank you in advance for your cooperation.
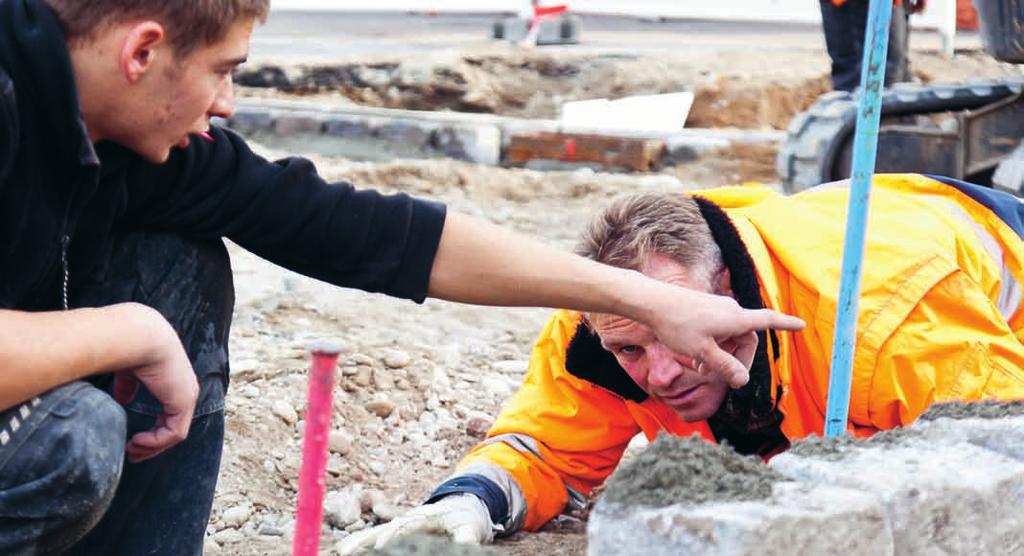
[601,434,783,508]
[918,399,1024,421]
[787,428,921,461]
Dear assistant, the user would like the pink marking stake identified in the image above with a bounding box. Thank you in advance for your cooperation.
[293,341,342,556]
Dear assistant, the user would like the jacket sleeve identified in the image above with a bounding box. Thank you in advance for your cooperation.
[123,126,446,302]
[865,268,1024,429]
[0,68,15,186]
[429,311,641,534]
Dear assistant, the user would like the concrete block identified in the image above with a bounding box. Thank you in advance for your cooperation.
[433,125,501,165]
[912,415,1024,462]
[771,438,1024,554]
[323,117,373,139]
[588,482,891,556]
[272,113,323,136]
[374,121,435,146]
[227,110,273,134]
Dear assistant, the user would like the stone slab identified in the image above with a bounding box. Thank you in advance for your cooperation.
[770,439,1024,555]
[588,482,891,556]
[911,414,1024,462]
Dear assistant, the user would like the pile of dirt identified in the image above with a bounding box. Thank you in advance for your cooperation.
[237,47,1024,133]
[234,52,826,130]
[236,52,694,119]
[369,534,498,556]
[918,400,1024,421]
[687,75,830,129]
[788,428,920,461]
[601,434,782,508]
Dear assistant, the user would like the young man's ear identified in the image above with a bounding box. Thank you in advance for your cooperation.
[119,21,166,81]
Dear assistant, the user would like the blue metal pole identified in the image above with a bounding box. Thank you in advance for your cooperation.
[823,0,892,438]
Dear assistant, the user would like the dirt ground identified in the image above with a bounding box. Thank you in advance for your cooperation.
[206,34,1024,556]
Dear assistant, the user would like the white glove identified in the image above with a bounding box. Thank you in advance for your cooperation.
[336,494,499,555]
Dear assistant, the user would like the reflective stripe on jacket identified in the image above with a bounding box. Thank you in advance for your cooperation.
[449,173,1024,532]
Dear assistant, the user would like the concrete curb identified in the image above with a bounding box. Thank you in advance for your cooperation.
[225,98,784,168]
[587,416,1024,555]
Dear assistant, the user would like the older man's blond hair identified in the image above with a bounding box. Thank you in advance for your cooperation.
[577,192,724,291]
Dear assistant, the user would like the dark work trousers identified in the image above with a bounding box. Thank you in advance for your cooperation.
[819,0,910,92]
[0,232,235,556]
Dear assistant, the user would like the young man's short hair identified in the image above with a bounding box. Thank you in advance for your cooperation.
[46,0,270,57]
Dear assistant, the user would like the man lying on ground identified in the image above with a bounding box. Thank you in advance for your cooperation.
[0,1,803,553]
[341,173,1024,553]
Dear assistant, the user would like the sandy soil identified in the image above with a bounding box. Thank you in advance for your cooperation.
[206,40,1024,556]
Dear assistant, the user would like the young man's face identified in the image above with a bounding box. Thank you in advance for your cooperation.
[123,17,253,162]
[593,255,732,422]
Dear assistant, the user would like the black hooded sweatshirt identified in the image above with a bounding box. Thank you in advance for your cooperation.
[0,0,446,311]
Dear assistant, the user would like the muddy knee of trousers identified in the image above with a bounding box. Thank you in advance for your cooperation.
[50,386,127,521]
[0,383,127,552]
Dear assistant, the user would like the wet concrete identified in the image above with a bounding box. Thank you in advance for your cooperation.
[602,434,782,507]
[919,399,1024,421]
[787,428,921,461]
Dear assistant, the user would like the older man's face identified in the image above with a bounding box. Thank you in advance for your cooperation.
[593,255,732,422]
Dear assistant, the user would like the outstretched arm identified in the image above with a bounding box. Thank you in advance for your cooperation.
[428,212,805,387]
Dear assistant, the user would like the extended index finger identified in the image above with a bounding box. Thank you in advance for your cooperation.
[742,309,805,332]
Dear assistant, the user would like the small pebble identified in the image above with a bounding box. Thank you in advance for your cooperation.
[212,528,244,545]
[350,353,375,366]
[257,515,284,537]
[365,399,396,418]
[271,400,298,425]
[466,416,493,438]
[220,506,251,529]
[354,366,372,387]
[384,350,412,369]
[329,431,352,455]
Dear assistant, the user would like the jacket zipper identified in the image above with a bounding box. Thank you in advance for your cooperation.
[60,234,70,310]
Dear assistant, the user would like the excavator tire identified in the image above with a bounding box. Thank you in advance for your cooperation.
[777,79,1024,194]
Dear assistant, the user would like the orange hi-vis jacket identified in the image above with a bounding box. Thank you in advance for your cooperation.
[830,0,903,6]
[431,174,1024,534]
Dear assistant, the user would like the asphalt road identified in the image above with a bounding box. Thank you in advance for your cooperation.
[248,11,975,64]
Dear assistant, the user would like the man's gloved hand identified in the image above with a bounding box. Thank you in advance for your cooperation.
[336,494,498,555]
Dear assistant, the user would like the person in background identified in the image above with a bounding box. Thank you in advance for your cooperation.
[819,0,927,91]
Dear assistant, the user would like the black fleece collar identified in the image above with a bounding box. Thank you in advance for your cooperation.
[0,0,98,170]
[564,196,785,455]
[693,197,786,456]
